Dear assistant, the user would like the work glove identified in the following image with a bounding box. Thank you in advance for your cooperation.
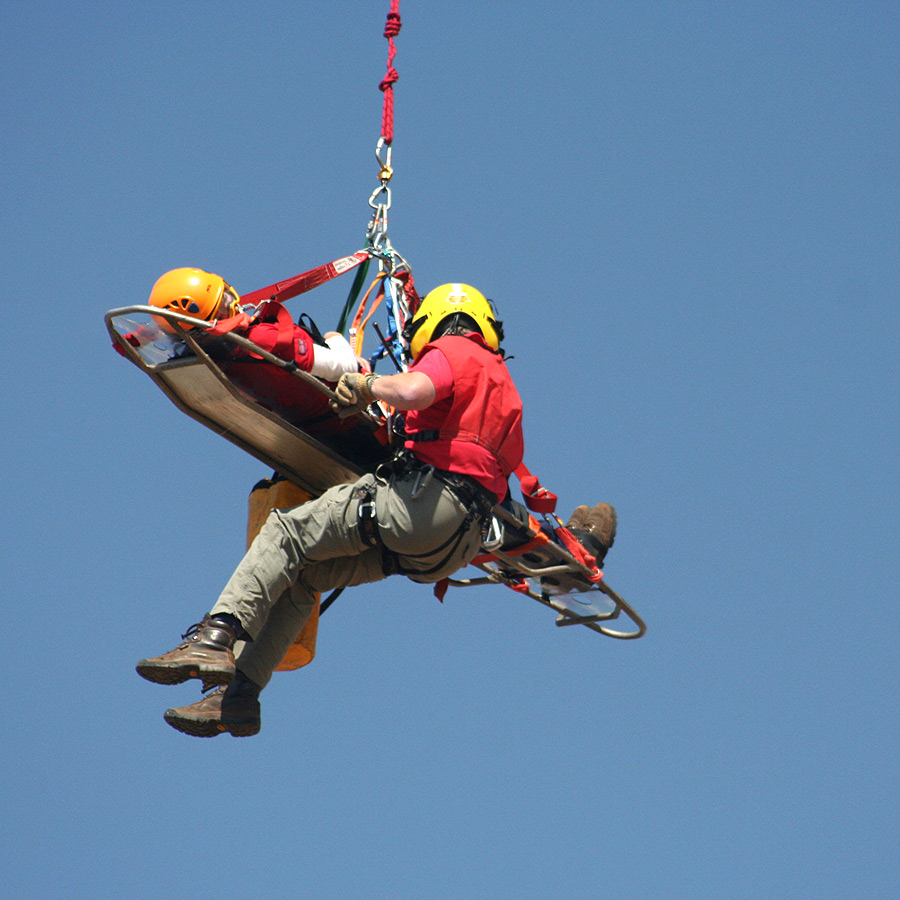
[330,372,378,418]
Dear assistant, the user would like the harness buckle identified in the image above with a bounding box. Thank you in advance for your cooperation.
[356,488,381,548]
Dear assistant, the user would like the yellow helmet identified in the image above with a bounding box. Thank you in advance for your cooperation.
[148,268,241,331]
[406,283,502,359]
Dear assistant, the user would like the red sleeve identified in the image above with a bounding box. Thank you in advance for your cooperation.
[410,347,454,401]
[245,321,314,367]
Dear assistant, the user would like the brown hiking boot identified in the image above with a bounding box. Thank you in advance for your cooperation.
[163,677,262,738]
[566,502,617,564]
[136,615,236,686]
[566,505,593,532]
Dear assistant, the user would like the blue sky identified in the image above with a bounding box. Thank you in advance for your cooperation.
[2,2,898,898]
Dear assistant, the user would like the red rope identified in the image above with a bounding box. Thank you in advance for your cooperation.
[379,1,401,145]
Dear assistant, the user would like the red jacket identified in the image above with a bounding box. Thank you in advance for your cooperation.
[217,305,333,426]
[405,334,524,499]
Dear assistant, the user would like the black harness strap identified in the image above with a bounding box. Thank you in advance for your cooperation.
[406,429,440,443]
[297,312,330,348]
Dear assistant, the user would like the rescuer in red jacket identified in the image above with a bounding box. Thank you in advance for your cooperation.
[136,283,615,737]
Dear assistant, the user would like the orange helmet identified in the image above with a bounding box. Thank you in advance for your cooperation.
[148,268,240,331]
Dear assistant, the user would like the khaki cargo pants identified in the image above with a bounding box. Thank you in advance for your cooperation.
[211,467,485,687]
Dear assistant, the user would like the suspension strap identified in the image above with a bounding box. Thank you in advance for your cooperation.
[337,256,373,335]
[350,276,388,356]
[240,252,369,308]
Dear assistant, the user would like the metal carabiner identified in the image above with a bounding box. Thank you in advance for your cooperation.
[375,137,393,182]
[411,464,434,499]
[481,515,503,552]
[364,136,397,256]
[368,182,392,211]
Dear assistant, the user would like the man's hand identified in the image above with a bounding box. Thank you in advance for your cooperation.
[330,373,377,418]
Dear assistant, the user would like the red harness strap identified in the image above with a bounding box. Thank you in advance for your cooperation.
[206,311,252,337]
[470,520,550,567]
[555,526,603,582]
[239,252,369,308]
[514,462,558,514]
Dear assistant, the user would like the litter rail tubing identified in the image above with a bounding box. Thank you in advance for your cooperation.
[105,305,384,423]
[459,507,647,639]
[105,305,372,496]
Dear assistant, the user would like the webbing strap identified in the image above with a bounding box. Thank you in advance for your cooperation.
[240,252,369,308]
[515,462,558,514]
[206,312,252,337]
[337,256,372,335]
[555,526,603,582]
[350,275,387,356]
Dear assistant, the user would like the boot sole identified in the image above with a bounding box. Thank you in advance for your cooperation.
[136,661,235,686]
[163,709,222,737]
[163,708,260,738]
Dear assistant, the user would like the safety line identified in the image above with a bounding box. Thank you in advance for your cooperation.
[380,0,401,145]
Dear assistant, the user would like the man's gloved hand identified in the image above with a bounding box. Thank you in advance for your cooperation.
[330,373,378,418]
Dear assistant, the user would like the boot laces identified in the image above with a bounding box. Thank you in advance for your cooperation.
[180,617,208,641]
[177,615,222,648]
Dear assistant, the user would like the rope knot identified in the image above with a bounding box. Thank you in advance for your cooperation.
[384,12,402,38]
[379,66,399,92]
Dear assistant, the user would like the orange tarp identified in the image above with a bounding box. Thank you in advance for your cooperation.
[246,478,320,671]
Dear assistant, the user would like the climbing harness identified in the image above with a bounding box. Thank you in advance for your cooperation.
[349,450,497,581]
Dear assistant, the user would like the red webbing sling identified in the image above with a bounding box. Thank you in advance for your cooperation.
[514,462,557,514]
[239,252,369,308]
